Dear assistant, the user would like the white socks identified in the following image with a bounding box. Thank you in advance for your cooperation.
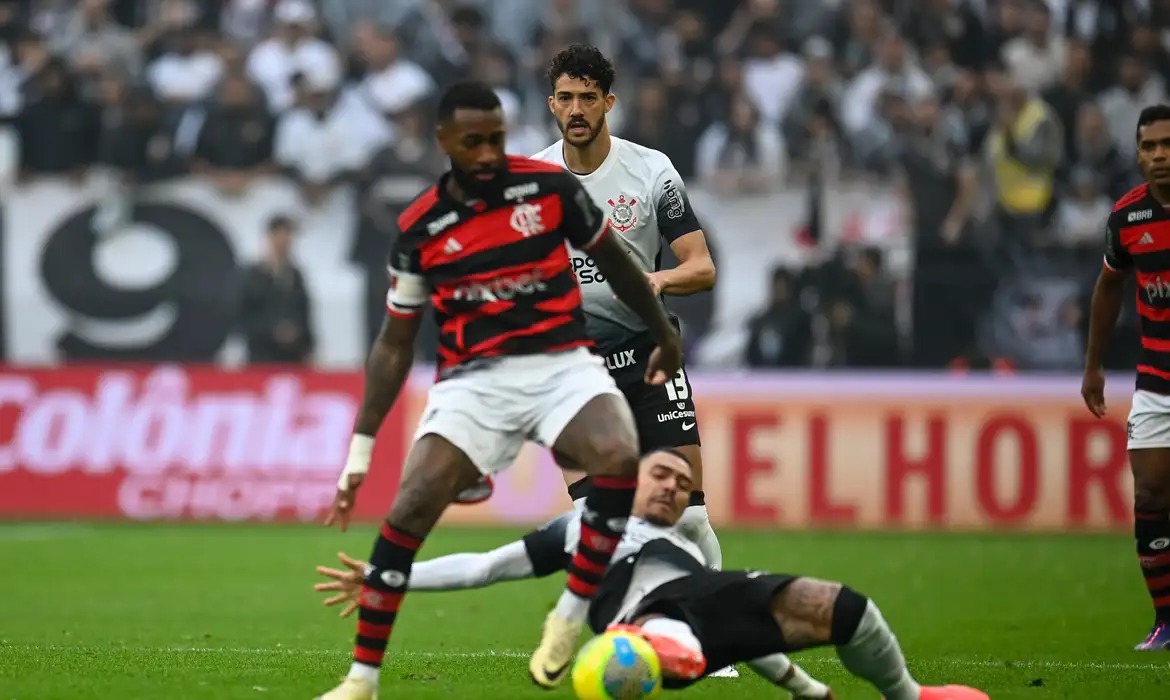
[749,653,832,698]
[552,589,591,621]
[347,661,380,685]
[836,601,922,700]
[676,504,723,569]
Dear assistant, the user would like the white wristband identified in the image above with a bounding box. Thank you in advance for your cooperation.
[337,434,375,490]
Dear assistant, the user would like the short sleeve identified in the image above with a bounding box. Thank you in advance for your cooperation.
[1103,216,1132,272]
[558,173,609,250]
[385,233,429,317]
[653,164,702,243]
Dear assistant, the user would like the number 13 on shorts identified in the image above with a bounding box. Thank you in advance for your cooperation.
[663,369,690,401]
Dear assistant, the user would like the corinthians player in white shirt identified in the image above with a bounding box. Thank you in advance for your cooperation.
[315,449,832,699]
[455,42,725,618]
[313,450,988,700]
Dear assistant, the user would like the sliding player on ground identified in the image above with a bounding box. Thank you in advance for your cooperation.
[317,450,987,699]
[313,452,832,698]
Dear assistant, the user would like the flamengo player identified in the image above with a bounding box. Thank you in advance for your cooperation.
[315,82,683,700]
[1082,104,1170,651]
[458,44,723,568]
[317,451,987,700]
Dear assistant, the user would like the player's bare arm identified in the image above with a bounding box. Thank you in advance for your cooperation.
[588,231,683,383]
[1082,265,1127,418]
[327,313,422,531]
[649,230,715,296]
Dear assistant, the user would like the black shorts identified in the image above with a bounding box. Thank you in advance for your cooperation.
[520,511,574,577]
[633,570,796,687]
[600,332,701,452]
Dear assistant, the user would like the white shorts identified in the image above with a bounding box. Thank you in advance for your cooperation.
[413,347,625,475]
[1127,390,1170,449]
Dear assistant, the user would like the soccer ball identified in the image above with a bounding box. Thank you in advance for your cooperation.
[571,630,662,700]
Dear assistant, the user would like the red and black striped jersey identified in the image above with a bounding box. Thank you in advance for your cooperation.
[1104,183,1170,393]
[386,155,610,379]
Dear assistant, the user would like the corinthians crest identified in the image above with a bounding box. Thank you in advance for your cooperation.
[606,194,638,232]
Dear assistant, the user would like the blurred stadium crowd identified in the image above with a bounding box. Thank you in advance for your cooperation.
[0,0,1162,371]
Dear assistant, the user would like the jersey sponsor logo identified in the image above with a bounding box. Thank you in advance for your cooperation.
[657,408,696,423]
[1130,209,1154,222]
[509,202,545,237]
[443,237,463,255]
[1151,537,1170,550]
[605,349,636,370]
[571,255,606,284]
[1139,232,1155,246]
[503,182,539,201]
[681,421,695,431]
[1145,275,1170,300]
[427,211,460,236]
[660,180,685,220]
[607,194,639,232]
[452,269,548,302]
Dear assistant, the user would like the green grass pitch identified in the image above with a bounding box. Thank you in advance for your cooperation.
[1,523,1167,699]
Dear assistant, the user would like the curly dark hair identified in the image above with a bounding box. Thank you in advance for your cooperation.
[546,44,616,94]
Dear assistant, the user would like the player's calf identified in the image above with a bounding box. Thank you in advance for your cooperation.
[771,578,987,700]
[1130,448,1170,648]
[346,436,481,688]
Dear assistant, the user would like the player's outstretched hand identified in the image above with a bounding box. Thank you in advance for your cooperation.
[645,336,683,386]
[1081,367,1107,418]
[324,474,364,531]
[314,551,366,617]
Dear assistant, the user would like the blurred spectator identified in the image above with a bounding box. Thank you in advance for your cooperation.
[246,0,340,113]
[51,0,141,89]
[92,72,177,232]
[1065,101,1135,200]
[1053,166,1112,253]
[1000,0,1066,93]
[1042,39,1092,157]
[902,0,987,71]
[985,74,1063,253]
[841,28,932,136]
[744,267,811,368]
[739,20,802,128]
[238,215,315,365]
[782,37,844,159]
[192,71,274,196]
[1100,53,1168,155]
[146,17,224,109]
[621,79,701,177]
[695,93,785,194]
[352,24,434,118]
[274,66,388,206]
[17,57,98,180]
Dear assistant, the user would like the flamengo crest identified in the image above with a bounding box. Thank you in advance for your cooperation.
[607,194,638,232]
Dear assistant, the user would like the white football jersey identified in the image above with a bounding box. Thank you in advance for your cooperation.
[560,514,707,568]
[530,137,702,352]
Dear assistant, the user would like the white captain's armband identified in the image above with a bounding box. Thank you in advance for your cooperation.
[385,268,428,317]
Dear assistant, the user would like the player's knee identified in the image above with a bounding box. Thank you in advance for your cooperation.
[772,578,843,647]
[1133,471,1170,512]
